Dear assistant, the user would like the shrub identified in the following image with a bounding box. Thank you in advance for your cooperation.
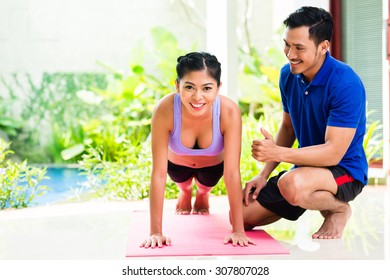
[0,138,48,209]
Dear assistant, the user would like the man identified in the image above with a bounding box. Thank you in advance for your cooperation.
[242,6,368,239]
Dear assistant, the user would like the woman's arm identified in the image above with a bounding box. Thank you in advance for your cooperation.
[141,94,173,248]
[221,96,254,246]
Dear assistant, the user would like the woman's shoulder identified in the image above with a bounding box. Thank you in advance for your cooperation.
[219,95,241,132]
[152,93,176,132]
[153,92,176,114]
[219,94,241,115]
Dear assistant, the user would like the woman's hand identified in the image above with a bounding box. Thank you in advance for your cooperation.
[140,233,172,248]
[223,231,256,246]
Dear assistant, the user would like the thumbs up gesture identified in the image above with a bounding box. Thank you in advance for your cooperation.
[251,127,278,162]
[260,127,274,141]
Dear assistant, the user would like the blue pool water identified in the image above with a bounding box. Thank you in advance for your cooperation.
[33,167,88,205]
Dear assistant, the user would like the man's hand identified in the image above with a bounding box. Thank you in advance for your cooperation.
[251,128,280,162]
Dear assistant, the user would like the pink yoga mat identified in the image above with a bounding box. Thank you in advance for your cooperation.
[126,210,289,257]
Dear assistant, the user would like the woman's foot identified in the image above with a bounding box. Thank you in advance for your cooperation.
[176,190,192,215]
[192,190,210,215]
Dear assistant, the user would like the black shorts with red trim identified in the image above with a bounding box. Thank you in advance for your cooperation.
[254,166,364,221]
[330,165,364,202]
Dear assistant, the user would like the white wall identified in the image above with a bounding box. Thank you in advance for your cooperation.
[0,0,329,77]
[248,0,329,54]
[0,0,206,75]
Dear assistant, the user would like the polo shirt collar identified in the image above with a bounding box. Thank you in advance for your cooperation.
[296,51,333,86]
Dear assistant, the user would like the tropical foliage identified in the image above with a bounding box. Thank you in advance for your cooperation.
[0,138,48,209]
[0,27,384,204]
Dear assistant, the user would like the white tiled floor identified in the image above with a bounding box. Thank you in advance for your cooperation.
[0,185,387,261]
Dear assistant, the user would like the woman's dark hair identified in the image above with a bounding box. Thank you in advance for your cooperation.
[176,52,221,86]
[283,6,333,46]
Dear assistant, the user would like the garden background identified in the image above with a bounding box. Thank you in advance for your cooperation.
[0,0,385,209]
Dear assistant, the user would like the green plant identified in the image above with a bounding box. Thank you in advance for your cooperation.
[238,18,286,117]
[0,138,48,209]
[0,72,108,163]
[0,78,24,142]
[79,141,151,200]
[363,119,384,164]
[0,100,23,138]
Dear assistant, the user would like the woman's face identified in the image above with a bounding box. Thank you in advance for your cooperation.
[176,69,221,117]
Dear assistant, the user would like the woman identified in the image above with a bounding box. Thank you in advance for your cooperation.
[141,52,253,248]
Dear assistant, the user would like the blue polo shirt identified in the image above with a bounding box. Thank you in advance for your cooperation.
[279,51,368,185]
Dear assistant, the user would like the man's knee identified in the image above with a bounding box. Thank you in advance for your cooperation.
[278,172,305,206]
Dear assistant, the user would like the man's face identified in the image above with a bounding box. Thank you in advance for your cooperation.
[283,26,328,82]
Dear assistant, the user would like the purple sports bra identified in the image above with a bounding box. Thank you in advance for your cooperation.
[168,93,224,156]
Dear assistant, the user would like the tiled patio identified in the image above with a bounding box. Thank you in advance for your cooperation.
[0,184,387,260]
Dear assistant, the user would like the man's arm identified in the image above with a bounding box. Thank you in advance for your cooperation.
[244,112,296,203]
[257,111,296,179]
[252,112,356,167]
[279,125,356,166]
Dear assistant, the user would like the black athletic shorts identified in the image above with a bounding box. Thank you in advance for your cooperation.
[167,160,224,187]
[254,166,364,221]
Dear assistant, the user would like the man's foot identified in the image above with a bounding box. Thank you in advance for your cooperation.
[175,190,192,215]
[312,204,352,239]
[192,190,209,215]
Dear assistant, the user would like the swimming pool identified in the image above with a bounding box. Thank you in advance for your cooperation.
[33,166,88,206]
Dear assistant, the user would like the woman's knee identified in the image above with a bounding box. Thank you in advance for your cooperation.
[176,178,194,191]
[194,179,213,194]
